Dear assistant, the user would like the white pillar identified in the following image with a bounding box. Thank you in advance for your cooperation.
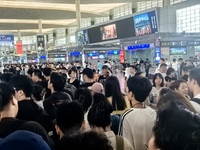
[75,0,81,29]
[38,19,43,34]
[163,0,171,7]
[17,30,21,41]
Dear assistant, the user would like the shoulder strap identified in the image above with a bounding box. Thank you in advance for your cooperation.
[115,135,124,150]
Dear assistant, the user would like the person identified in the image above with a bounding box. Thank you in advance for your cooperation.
[32,84,45,108]
[88,96,133,150]
[68,68,80,89]
[98,65,109,85]
[88,82,104,94]
[42,67,52,81]
[118,76,156,150]
[156,88,196,112]
[144,59,151,78]
[27,68,34,78]
[171,58,178,76]
[178,58,185,76]
[0,83,53,149]
[148,101,200,150]
[135,60,141,72]
[97,60,103,73]
[164,58,171,68]
[135,71,145,77]
[171,79,190,99]
[129,65,137,77]
[181,66,189,81]
[157,63,167,79]
[155,58,165,73]
[165,67,176,87]
[44,72,72,120]
[55,102,85,139]
[31,69,43,83]
[9,75,54,137]
[151,73,164,104]
[56,131,113,150]
[0,130,51,150]
[0,73,16,83]
[105,76,131,115]
[79,68,94,88]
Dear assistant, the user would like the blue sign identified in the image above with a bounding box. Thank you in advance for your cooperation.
[107,50,120,55]
[87,52,98,57]
[134,11,158,36]
[77,30,90,46]
[155,47,161,63]
[127,44,150,50]
[0,35,14,46]
[69,51,81,56]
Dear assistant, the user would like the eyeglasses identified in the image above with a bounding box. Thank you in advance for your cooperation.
[144,144,148,150]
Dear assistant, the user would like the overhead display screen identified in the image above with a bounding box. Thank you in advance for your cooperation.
[170,47,187,55]
[100,24,117,40]
[134,10,158,36]
[77,30,90,46]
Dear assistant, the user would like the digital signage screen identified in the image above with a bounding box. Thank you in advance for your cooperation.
[170,47,187,55]
[77,30,90,46]
[134,10,158,36]
[100,24,117,40]
[0,35,14,47]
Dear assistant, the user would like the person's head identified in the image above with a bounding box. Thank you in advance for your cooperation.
[187,59,192,66]
[135,71,145,77]
[159,63,167,73]
[102,65,109,76]
[0,130,51,150]
[159,58,165,64]
[42,67,52,80]
[182,66,189,75]
[153,73,164,87]
[8,68,17,75]
[171,79,188,96]
[149,101,200,150]
[166,67,175,76]
[32,84,45,101]
[157,88,196,112]
[104,76,126,111]
[3,69,8,74]
[89,82,104,94]
[172,58,176,62]
[188,68,200,95]
[48,72,66,92]
[56,102,85,138]
[165,58,168,62]
[74,88,93,113]
[178,58,183,62]
[56,131,113,150]
[127,76,152,103]
[88,95,113,131]
[0,73,16,83]
[68,68,77,79]
[32,69,43,83]
[9,75,33,101]
[81,68,94,82]
[129,65,137,76]
[0,83,18,117]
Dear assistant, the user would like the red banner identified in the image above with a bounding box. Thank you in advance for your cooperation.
[120,43,125,63]
[16,41,23,54]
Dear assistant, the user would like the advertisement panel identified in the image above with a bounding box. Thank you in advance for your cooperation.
[170,47,187,55]
[134,10,158,36]
[16,41,23,55]
[77,30,90,46]
[154,39,161,63]
[100,24,117,40]
[37,35,45,50]
[120,44,125,63]
[0,35,14,46]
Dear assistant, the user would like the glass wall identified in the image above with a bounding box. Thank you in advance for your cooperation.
[137,0,163,12]
[177,4,200,33]
[170,0,187,5]
[113,3,132,19]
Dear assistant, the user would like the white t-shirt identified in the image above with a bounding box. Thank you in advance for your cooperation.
[118,107,156,150]
[172,62,178,71]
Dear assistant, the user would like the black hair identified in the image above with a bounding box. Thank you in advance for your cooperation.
[0,83,15,111]
[127,76,152,102]
[42,67,52,77]
[178,58,183,61]
[32,84,45,101]
[32,69,43,80]
[189,68,200,86]
[153,101,200,150]
[135,71,144,76]
[171,79,187,91]
[74,88,93,113]
[9,75,33,97]
[88,95,113,129]
[173,58,176,62]
[3,69,8,73]
[166,67,175,76]
[0,73,16,83]
[57,131,113,150]
[104,76,126,111]
[50,72,66,92]
[93,93,106,106]
[160,63,167,68]
[160,58,165,62]
[27,68,33,77]
[56,102,84,134]
[8,68,17,74]
[102,65,109,70]
[68,68,77,77]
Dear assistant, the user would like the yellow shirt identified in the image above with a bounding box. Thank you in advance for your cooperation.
[107,96,131,115]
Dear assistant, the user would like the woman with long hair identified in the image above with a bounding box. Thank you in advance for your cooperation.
[104,76,131,114]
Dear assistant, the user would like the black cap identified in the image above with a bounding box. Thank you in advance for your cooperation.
[130,65,138,71]
[80,68,94,79]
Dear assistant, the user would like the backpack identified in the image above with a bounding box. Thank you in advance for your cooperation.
[115,135,124,150]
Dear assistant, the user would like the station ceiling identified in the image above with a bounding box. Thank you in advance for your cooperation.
[0,0,146,35]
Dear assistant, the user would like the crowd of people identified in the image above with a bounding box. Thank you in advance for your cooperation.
[0,58,200,150]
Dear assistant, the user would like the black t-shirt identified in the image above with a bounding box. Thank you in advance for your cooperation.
[79,82,94,89]
[165,76,177,82]
[68,79,80,89]
[0,118,54,149]
[98,75,109,85]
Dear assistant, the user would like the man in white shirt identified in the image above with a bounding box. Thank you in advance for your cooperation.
[188,68,200,113]
[119,76,156,150]
[157,63,167,79]
[155,58,165,74]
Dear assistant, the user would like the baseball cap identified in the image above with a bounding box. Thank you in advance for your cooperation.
[80,68,94,79]
[88,82,104,94]
[0,130,51,150]
[130,65,137,71]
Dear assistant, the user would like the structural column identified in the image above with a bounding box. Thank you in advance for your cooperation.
[75,0,81,29]
[38,19,43,34]
[17,30,21,41]
[163,0,171,7]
